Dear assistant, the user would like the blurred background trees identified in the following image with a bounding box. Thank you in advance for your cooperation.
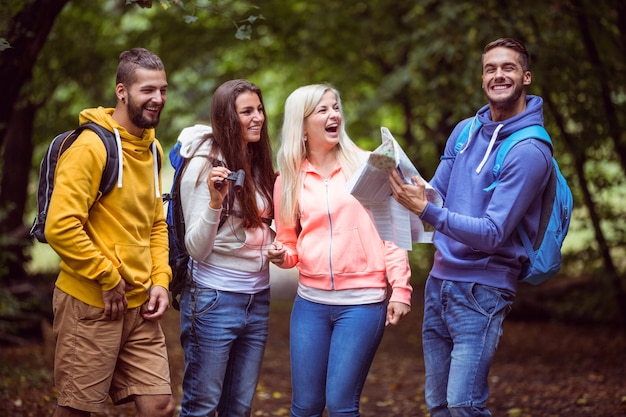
[1,0,625,340]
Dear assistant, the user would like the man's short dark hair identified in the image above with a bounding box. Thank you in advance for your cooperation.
[116,48,165,86]
[483,38,530,72]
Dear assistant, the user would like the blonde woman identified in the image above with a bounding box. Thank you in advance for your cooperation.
[268,84,412,417]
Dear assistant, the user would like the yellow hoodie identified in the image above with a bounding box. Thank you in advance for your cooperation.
[45,107,171,308]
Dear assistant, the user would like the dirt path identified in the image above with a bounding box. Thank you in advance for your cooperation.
[250,297,626,417]
[2,272,625,416]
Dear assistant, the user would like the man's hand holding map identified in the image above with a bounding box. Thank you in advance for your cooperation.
[346,127,443,249]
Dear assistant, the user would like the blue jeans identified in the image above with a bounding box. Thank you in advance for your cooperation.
[179,282,270,417]
[289,295,387,417]
[422,277,514,417]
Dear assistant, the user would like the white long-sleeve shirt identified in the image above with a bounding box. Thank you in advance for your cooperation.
[177,124,274,293]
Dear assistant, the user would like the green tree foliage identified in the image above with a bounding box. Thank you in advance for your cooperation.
[1,0,625,325]
[238,0,626,321]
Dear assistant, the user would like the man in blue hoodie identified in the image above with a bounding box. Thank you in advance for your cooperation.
[389,38,553,416]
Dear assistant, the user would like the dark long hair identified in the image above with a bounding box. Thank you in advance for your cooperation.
[210,79,275,228]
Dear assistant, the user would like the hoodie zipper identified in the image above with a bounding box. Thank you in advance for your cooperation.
[323,177,335,290]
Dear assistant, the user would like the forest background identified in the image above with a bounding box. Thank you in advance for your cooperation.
[1,0,626,340]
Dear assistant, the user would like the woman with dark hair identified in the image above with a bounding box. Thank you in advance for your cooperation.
[177,80,276,417]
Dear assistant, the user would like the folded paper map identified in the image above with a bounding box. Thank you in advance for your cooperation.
[346,127,443,249]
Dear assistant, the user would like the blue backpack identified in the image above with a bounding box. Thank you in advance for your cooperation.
[163,142,189,310]
[163,142,232,310]
[452,119,573,285]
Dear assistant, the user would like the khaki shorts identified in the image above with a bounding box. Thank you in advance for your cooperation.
[52,287,172,413]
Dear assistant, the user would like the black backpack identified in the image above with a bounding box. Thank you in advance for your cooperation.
[30,123,118,243]
[31,122,162,244]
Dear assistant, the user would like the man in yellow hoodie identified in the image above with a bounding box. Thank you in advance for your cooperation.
[45,48,174,417]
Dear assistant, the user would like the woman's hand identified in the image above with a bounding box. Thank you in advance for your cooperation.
[386,301,411,326]
[206,166,231,209]
[268,241,286,266]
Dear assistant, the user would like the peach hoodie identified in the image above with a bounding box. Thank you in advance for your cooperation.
[273,159,412,306]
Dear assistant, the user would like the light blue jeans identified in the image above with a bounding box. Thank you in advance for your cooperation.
[422,277,514,417]
[179,282,270,417]
[289,295,387,417]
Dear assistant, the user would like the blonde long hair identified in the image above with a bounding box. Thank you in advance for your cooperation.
[276,84,363,227]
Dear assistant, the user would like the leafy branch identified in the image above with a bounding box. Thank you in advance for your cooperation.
[127,0,264,40]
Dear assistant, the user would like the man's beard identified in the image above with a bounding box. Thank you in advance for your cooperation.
[127,95,161,129]
[488,82,524,110]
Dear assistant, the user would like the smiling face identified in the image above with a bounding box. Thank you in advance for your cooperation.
[303,90,342,152]
[236,91,265,144]
[482,46,531,119]
[120,68,168,132]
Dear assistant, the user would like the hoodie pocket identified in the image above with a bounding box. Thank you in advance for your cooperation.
[299,228,371,276]
[115,243,152,291]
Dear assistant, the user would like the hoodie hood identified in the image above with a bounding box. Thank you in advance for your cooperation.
[461,95,545,174]
[476,95,544,138]
[78,107,161,196]
[176,124,221,160]
[79,107,157,148]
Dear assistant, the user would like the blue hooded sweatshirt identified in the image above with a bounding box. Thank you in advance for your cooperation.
[421,95,553,293]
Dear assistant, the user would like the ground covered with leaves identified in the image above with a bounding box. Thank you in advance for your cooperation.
[2,288,626,417]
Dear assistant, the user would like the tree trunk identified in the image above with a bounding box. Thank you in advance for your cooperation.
[1,104,38,283]
[0,0,69,149]
[543,93,626,325]
[0,0,68,283]
[571,0,626,174]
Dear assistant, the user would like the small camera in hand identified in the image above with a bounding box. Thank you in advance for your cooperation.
[215,169,245,191]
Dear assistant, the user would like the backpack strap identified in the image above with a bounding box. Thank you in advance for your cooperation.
[441,117,482,161]
[164,147,235,232]
[516,162,558,253]
[69,123,161,197]
[483,125,552,192]
[69,123,119,197]
[486,125,554,267]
